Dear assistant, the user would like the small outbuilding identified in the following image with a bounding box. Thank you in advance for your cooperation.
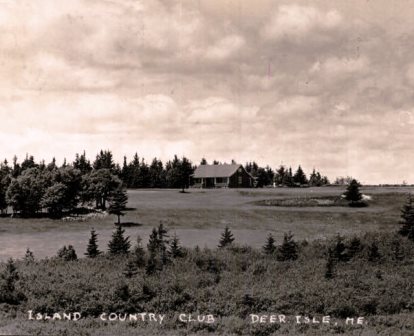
[191,163,254,188]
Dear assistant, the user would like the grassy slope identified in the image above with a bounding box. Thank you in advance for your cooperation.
[0,187,413,260]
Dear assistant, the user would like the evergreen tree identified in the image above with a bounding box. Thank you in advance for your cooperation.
[108,226,131,255]
[157,223,169,265]
[293,165,308,186]
[93,150,115,171]
[85,228,101,258]
[132,236,146,268]
[344,179,363,206]
[169,233,184,258]
[123,259,138,278]
[262,234,276,255]
[147,228,160,255]
[218,226,235,248]
[57,245,78,261]
[145,254,157,275]
[73,151,92,174]
[0,258,24,304]
[108,186,128,225]
[398,194,414,239]
[277,232,298,261]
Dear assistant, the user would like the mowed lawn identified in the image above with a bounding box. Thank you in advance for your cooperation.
[0,186,412,260]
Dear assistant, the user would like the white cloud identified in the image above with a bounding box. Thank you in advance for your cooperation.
[262,5,342,41]
[310,56,370,76]
[205,35,245,60]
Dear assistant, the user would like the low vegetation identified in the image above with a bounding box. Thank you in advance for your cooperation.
[0,222,413,335]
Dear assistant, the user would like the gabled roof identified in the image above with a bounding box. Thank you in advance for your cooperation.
[193,163,242,178]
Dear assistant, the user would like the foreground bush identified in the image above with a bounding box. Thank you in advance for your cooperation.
[0,232,413,335]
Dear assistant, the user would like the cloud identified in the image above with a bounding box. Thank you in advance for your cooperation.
[262,5,342,41]
[0,1,414,183]
[205,35,245,60]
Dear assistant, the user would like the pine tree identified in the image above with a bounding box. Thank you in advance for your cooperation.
[157,223,169,264]
[57,245,77,261]
[169,233,184,258]
[277,232,298,261]
[218,226,235,248]
[132,236,146,268]
[344,179,363,206]
[123,259,138,278]
[85,228,101,258]
[293,166,308,186]
[145,254,157,275]
[108,226,131,255]
[398,194,414,239]
[108,186,128,225]
[0,258,23,304]
[262,234,276,255]
[147,228,160,255]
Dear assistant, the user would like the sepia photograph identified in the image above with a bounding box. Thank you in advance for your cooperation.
[0,0,413,335]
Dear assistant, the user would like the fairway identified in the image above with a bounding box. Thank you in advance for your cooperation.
[0,186,412,260]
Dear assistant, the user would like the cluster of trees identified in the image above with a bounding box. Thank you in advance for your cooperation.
[0,151,196,218]
[199,159,330,187]
[121,154,193,190]
[248,164,330,187]
[0,153,126,218]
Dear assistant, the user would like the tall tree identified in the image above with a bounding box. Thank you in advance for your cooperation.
[81,169,122,209]
[108,226,131,255]
[218,226,235,248]
[344,179,363,206]
[263,234,276,255]
[85,228,101,258]
[293,166,308,185]
[40,183,68,217]
[93,150,115,172]
[277,232,298,261]
[399,194,414,240]
[73,151,92,174]
[108,186,128,225]
[169,233,184,258]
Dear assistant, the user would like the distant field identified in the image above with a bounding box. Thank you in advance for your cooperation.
[0,186,412,260]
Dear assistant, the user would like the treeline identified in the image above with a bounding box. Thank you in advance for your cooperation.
[0,151,196,217]
[0,151,332,217]
[243,161,329,187]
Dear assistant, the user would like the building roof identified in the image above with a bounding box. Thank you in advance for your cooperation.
[193,163,242,178]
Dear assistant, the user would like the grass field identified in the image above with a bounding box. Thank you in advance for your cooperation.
[0,186,412,260]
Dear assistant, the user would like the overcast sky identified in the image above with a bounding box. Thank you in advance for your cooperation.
[1,0,414,183]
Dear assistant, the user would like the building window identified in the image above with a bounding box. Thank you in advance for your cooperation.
[216,177,224,183]
[238,176,242,184]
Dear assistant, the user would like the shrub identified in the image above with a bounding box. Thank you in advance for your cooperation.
[218,226,235,248]
[57,245,78,261]
[277,232,298,261]
[108,226,130,255]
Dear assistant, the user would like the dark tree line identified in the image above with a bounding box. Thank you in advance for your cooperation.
[0,152,334,218]
[244,161,329,187]
[0,151,197,218]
